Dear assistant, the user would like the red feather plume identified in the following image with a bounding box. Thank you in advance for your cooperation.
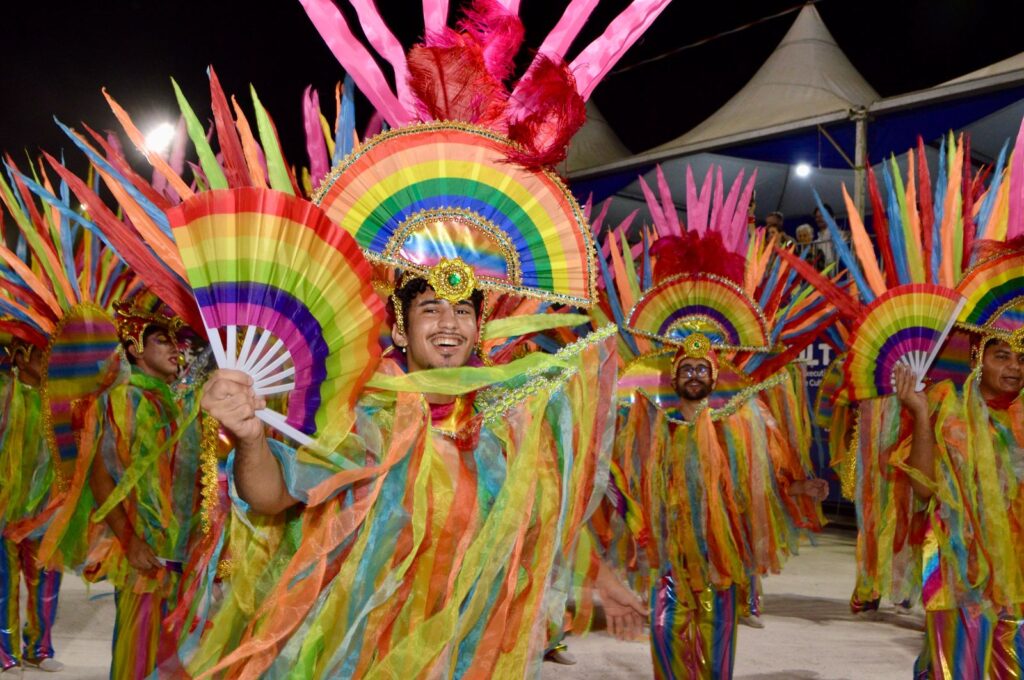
[407,32,508,127]
[650,231,745,285]
[456,0,524,83]
[504,56,585,168]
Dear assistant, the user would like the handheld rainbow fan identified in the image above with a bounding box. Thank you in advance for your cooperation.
[168,187,387,446]
[314,122,597,306]
[626,273,771,351]
[845,284,966,401]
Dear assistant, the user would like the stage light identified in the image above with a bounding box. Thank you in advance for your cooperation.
[144,122,175,155]
[795,162,812,178]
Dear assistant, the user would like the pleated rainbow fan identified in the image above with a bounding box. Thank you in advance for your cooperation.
[845,284,965,400]
[168,187,386,445]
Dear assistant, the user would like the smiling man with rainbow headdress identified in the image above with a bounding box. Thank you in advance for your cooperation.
[593,167,830,680]
[185,2,671,677]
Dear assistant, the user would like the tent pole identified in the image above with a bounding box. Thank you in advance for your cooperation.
[852,107,869,218]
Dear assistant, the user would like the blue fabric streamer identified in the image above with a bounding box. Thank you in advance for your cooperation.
[932,137,949,283]
[974,140,1009,247]
[596,239,640,357]
[56,167,82,302]
[813,191,874,304]
[335,74,356,165]
[880,160,911,285]
[53,118,174,240]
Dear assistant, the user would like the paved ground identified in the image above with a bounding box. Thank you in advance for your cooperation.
[25,527,921,678]
[541,528,924,680]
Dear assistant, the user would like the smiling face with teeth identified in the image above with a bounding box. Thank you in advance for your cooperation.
[392,285,481,372]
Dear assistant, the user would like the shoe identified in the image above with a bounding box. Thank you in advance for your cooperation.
[24,658,63,672]
[543,646,578,665]
[739,614,765,629]
[894,600,913,615]
[0,664,22,676]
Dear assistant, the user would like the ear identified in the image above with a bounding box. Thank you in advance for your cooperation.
[128,342,143,360]
[391,323,408,348]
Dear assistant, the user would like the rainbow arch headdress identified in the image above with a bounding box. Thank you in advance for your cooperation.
[315,122,597,306]
[589,163,835,392]
[627,273,771,352]
[302,0,672,307]
[954,245,1019,335]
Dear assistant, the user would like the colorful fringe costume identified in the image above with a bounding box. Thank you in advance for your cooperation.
[793,121,1024,677]
[912,127,1024,677]
[88,367,202,677]
[0,152,143,671]
[591,166,831,679]
[0,370,61,669]
[781,133,986,615]
[34,2,670,677]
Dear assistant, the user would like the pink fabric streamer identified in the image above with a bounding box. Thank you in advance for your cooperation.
[532,0,600,63]
[710,167,725,234]
[655,165,681,236]
[600,209,638,261]
[639,173,669,236]
[303,87,330,188]
[495,0,521,12]
[595,200,615,242]
[721,170,757,254]
[686,166,714,236]
[569,0,673,100]
[1008,117,1024,240]
[299,0,412,127]
[364,112,384,139]
[423,0,450,37]
[349,0,416,114]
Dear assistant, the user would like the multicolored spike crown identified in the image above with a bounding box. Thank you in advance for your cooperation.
[314,122,597,307]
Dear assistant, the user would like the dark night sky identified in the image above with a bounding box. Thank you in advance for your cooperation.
[0,1,1019,168]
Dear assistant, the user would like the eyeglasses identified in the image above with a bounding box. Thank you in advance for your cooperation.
[678,365,710,378]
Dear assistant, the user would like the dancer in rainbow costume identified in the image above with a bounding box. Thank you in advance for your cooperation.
[590,166,832,679]
[85,293,205,678]
[906,151,1024,678]
[0,155,140,673]
[0,338,63,673]
[781,123,1024,677]
[34,2,670,676]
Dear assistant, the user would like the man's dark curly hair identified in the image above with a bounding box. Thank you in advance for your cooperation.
[391,276,485,329]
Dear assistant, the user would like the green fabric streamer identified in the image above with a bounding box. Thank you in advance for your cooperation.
[251,86,295,195]
[367,351,566,395]
[481,313,590,341]
[172,78,229,190]
[367,325,616,395]
[93,374,200,522]
[0,172,72,310]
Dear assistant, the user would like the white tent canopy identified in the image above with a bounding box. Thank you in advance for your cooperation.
[574,5,879,176]
[562,101,632,175]
[570,8,1024,231]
